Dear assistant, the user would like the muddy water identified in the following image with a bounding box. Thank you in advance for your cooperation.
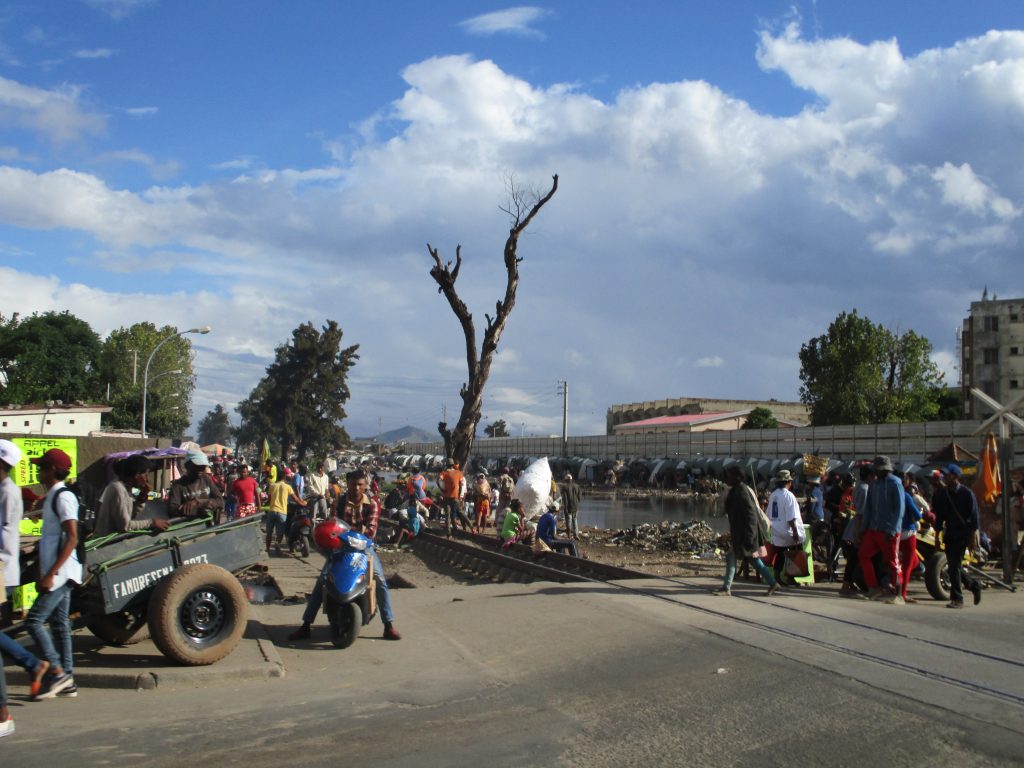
[579,494,727,532]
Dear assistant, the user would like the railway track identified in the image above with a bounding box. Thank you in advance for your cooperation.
[410,524,1024,720]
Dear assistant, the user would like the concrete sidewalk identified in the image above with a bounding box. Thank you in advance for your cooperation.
[2,551,320,692]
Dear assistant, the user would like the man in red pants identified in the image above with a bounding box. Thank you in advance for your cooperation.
[858,455,906,603]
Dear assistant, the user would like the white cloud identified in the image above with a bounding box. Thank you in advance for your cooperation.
[85,0,156,21]
[73,48,115,59]
[0,26,1022,436]
[124,106,158,117]
[95,148,181,180]
[0,75,106,143]
[932,162,1019,219]
[459,6,552,38]
[695,357,725,368]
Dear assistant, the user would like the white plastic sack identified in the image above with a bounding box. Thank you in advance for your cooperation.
[513,457,553,520]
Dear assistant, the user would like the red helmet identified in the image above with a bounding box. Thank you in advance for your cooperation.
[313,518,348,554]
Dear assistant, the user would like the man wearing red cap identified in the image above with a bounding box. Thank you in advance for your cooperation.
[25,448,80,700]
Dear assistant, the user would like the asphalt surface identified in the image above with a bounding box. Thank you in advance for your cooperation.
[2,553,1022,767]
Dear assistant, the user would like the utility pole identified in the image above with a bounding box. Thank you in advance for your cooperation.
[132,350,138,385]
[559,380,568,457]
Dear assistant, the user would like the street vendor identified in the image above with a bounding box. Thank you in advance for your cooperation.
[167,452,225,522]
[93,454,169,537]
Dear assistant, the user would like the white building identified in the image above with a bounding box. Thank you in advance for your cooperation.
[960,295,1024,418]
[0,403,113,437]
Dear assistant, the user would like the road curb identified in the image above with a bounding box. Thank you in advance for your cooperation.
[7,619,285,691]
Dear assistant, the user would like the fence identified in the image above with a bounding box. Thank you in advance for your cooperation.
[400,420,1023,466]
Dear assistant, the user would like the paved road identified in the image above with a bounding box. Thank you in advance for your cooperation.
[4,572,1022,767]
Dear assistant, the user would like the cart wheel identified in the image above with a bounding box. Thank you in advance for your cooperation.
[87,610,150,646]
[925,552,951,601]
[147,564,248,666]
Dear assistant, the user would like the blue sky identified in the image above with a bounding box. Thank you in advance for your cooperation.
[1,1,1022,439]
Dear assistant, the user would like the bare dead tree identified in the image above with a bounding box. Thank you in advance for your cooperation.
[427,173,559,468]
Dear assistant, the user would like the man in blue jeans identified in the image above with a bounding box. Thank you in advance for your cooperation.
[26,448,80,700]
[288,469,400,641]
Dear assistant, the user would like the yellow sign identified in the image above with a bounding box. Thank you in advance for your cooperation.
[12,437,77,486]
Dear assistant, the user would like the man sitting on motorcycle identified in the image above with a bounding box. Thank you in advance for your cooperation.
[288,469,401,641]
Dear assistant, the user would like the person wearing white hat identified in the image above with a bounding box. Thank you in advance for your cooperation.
[0,439,23,592]
[168,451,225,522]
[0,441,61,723]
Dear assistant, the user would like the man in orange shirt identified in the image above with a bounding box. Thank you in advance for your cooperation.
[438,460,472,535]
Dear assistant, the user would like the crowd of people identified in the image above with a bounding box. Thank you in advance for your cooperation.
[715,455,1002,608]
[1,439,1019,740]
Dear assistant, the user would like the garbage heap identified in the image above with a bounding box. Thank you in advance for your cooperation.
[607,520,719,554]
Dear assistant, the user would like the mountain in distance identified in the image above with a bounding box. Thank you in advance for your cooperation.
[358,425,436,444]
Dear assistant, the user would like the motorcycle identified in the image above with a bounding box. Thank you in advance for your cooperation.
[287,502,314,557]
[313,518,378,649]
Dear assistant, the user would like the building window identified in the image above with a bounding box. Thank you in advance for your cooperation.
[1011,313,1020,322]
[984,315,999,331]
[46,419,51,425]
[983,348,999,364]
[1012,347,1020,356]
[23,420,29,427]
[1,421,5,427]
[69,419,75,424]
[1011,380,1020,389]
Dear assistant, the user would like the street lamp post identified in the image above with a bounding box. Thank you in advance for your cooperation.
[142,326,210,438]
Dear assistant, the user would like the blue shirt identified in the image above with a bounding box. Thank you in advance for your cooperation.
[808,486,824,521]
[536,511,558,545]
[901,491,922,533]
[863,474,905,536]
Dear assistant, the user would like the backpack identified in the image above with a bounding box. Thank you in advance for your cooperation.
[53,486,89,570]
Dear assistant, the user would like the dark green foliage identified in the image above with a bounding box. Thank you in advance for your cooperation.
[198,404,234,446]
[236,320,358,459]
[484,419,510,437]
[0,311,103,404]
[799,310,944,426]
[98,322,196,437]
[742,407,779,429]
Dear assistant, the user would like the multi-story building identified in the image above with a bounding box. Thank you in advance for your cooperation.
[960,295,1024,419]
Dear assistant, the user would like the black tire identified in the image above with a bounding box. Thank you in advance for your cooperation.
[925,552,951,601]
[300,536,310,558]
[147,564,248,666]
[328,601,361,649]
[87,609,150,646]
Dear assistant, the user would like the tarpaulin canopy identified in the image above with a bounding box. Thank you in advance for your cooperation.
[925,442,980,464]
[103,447,189,462]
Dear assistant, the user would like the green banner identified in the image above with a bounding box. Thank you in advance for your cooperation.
[12,437,78,486]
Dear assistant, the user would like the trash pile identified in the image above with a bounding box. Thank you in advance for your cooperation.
[606,520,720,555]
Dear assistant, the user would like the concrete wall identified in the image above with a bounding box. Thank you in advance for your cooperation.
[402,419,1024,467]
[0,410,105,436]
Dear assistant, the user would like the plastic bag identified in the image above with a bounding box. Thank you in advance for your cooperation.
[514,458,553,520]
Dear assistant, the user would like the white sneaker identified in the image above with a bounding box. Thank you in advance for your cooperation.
[0,719,14,738]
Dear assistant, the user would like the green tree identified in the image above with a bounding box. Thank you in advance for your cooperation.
[799,310,944,426]
[198,404,233,446]
[0,311,103,404]
[97,322,197,437]
[742,407,779,429]
[236,320,359,459]
[484,419,510,437]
